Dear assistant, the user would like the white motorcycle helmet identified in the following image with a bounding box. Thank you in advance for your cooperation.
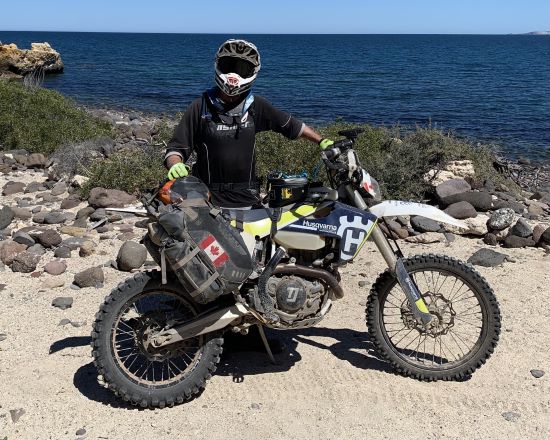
[214,39,261,96]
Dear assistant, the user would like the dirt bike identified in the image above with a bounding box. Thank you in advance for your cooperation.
[91,128,501,408]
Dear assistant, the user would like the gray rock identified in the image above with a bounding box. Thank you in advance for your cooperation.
[441,191,493,211]
[467,249,507,267]
[58,318,71,326]
[71,217,88,228]
[510,218,533,238]
[0,206,15,230]
[36,230,62,248]
[50,182,67,196]
[52,296,73,310]
[60,195,81,209]
[89,208,106,221]
[0,240,27,265]
[541,227,550,245]
[9,408,26,423]
[488,208,515,230]
[444,201,478,219]
[134,219,150,229]
[73,266,104,288]
[532,224,546,244]
[54,246,72,258]
[501,411,521,422]
[492,199,525,214]
[44,260,67,275]
[76,206,95,219]
[88,187,136,208]
[76,428,87,436]
[12,231,35,247]
[503,235,535,248]
[530,369,545,378]
[2,181,26,196]
[410,216,440,233]
[11,251,41,273]
[79,240,95,257]
[435,178,471,201]
[44,211,67,225]
[0,332,7,341]
[11,206,32,220]
[483,233,498,246]
[444,232,456,243]
[61,237,86,250]
[32,211,47,224]
[28,243,46,255]
[24,181,41,193]
[117,241,147,271]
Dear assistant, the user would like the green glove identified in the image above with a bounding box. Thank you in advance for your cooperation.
[167,162,189,180]
[318,138,334,150]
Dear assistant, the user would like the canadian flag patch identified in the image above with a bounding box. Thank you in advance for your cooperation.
[199,235,228,268]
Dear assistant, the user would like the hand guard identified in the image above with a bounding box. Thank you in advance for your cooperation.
[318,138,335,150]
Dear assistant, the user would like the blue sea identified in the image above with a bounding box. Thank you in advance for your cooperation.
[1,32,549,161]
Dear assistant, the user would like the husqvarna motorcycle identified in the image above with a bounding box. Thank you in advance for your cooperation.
[91,128,500,408]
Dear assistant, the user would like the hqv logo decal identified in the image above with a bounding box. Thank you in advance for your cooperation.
[337,215,374,261]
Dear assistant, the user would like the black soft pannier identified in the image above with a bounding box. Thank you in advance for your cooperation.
[145,177,253,304]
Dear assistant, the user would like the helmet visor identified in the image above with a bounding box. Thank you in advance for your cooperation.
[217,56,256,78]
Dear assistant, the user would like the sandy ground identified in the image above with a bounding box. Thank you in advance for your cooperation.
[0,172,549,440]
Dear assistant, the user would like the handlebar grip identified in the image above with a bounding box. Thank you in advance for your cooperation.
[332,139,353,150]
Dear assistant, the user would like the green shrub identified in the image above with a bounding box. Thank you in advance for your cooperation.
[256,122,504,200]
[81,145,166,198]
[0,80,112,154]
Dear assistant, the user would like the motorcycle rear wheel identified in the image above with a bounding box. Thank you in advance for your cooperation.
[366,253,500,380]
[91,271,223,408]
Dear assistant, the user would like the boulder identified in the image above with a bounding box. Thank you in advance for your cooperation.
[503,236,535,248]
[0,240,27,265]
[532,224,546,244]
[510,218,533,238]
[444,201,478,219]
[2,181,25,196]
[11,251,41,273]
[88,187,136,208]
[0,206,15,230]
[467,248,507,267]
[0,42,64,75]
[73,267,104,288]
[410,216,440,233]
[488,208,515,230]
[540,227,550,245]
[440,191,493,211]
[435,178,471,201]
[492,199,525,214]
[117,241,147,271]
[445,214,489,236]
[36,230,62,248]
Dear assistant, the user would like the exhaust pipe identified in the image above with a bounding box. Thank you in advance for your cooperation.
[273,264,344,299]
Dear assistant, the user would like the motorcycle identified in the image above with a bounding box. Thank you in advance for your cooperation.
[91,128,501,408]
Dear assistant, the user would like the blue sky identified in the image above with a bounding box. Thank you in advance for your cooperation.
[1,0,549,34]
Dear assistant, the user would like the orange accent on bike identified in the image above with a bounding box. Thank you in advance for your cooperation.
[158,180,175,204]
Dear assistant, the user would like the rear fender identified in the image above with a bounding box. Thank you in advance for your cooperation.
[369,200,466,228]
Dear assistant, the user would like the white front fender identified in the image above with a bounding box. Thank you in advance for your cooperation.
[369,200,467,228]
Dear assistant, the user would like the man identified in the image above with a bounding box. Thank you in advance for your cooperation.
[164,39,333,208]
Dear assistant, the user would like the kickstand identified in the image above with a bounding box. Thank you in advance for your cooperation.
[256,324,277,365]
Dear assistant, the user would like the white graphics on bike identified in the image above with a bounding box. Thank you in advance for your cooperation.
[286,287,301,303]
[337,215,375,261]
[369,200,467,228]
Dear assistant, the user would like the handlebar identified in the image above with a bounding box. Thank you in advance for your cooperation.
[322,139,354,161]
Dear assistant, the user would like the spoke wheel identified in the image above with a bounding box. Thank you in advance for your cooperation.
[366,254,500,381]
[92,271,223,407]
[112,291,203,387]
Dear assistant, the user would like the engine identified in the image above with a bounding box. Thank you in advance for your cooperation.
[266,275,327,324]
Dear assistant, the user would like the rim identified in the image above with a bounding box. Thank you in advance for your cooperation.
[110,290,203,387]
[380,268,486,371]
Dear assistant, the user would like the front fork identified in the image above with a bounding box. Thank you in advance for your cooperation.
[346,186,433,325]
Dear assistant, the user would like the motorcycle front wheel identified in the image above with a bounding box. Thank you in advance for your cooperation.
[366,253,501,381]
[91,271,223,408]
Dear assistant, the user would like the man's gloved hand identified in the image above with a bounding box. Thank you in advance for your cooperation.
[318,138,334,150]
[167,162,189,180]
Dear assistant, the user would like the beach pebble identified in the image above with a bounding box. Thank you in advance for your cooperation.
[54,246,72,258]
[52,297,73,310]
[444,201,478,219]
[467,249,507,267]
[36,230,62,248]
[410,216,440,233]
[530,369,545,378]
[44,260,67,276]
[0,205,15,229]
[9,408,25,423]
[501,411,520,422]
[74,266,104,288]
[510,218,533,238]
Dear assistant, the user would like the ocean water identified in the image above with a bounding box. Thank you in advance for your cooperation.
[1,32,549,161]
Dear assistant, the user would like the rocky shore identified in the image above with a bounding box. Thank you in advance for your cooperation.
[0,42,64,80]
